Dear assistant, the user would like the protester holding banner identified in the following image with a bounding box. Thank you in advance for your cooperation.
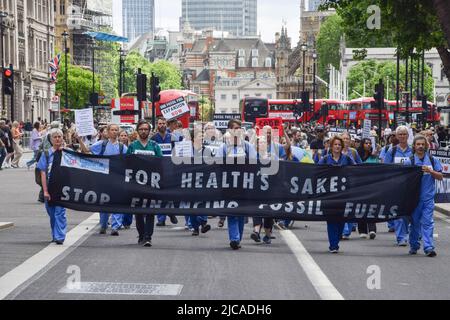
[355,138,379,239]
[318,135,356,253]
[127,120,163,247]
[383,125,413,246]
[224,119,257,250]
[404,135,443,257]
[79,124,127,236]
[38,128,67,245]
[152,117,179,227]
[188,129,212,236]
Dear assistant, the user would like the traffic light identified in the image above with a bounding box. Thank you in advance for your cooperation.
[293,99,302,117]
[373,80,384,109]
[136,72,147,102]
[2,65,14,96]
[151,74,161,103]
[301,91,310,112]
[90,92,99,106]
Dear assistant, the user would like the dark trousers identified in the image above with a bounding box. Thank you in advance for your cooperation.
[252,217,274,230]
[358,222,377,234]
[135,214,155,241]
[0,147,6,168]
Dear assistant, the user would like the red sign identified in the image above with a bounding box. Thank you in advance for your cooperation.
[255,118,284,137]
[111,98,138,123]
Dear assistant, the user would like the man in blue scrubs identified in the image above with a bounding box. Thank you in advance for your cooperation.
[404,135,443,257]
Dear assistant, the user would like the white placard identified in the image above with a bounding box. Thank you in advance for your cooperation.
[174,141,193,157]
[214,120,229,129]
[75,108,95,137]
[362,119,371,139]
[407,126,414,146]
[160,97,190,121]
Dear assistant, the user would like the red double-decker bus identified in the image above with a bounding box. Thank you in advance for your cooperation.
[387,100,439,124]
[240,97,349,125]
[347,97,390,128]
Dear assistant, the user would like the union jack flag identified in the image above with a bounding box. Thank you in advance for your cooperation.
[49,53,61,83]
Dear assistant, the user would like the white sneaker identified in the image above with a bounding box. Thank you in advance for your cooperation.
[359,233,368,239]
[341,235,350,240]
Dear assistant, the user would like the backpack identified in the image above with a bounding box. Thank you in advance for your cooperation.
[99,140,124,156]
[35,150,49,186]
[409,154,436,171]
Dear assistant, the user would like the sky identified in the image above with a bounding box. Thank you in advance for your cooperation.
[113,0,304,44]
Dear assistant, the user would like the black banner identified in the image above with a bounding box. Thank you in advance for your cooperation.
[48,150,423,222]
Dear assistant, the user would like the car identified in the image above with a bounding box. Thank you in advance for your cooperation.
[119,124,137,135]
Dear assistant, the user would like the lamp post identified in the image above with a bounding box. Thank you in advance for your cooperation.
[118,47,126,96]
[62,30,69,124]
[301,43,307,92]
[1,11,8,117]
[312,51,317,111]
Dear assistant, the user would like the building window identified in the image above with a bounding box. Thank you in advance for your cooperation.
[255,93,262,97]
[238,57,245,68]
[239,49,245,57]
[265,57,272,68]
[60,0,65,15]
[252,57,258,68]
[232,94,237,100]
[221,94,227,100]
[232,109,238,113]
[252,49,259,57]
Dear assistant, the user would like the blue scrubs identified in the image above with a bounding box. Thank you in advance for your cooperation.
[318,154,356,251]
[37,148,67,242]
[90,140,128,231]
[223,142,257,245]
[404,154,442,253]
[384,145,413,244]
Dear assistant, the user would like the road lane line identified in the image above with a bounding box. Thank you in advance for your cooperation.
[0,213,99,300]
[280,229,344,300]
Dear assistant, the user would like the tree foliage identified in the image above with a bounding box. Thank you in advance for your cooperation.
[55,53,101,109]
[123,52,182,94]
[320,0,450,82]
[347,59,433,101]
[198,96,214,122]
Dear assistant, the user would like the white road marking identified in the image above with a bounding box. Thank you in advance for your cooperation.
[0,213,99,300]
[280,229,344,300]
[0,222,14,230]
[434,212,450,224]
[59,282,183,296]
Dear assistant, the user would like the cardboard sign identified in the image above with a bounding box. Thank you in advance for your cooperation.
[213,113,241,129]
[362,119,371,139]
[75,108,95,137]
[255,118,283,137]
[160,97,190,121]
[430,149,450,174]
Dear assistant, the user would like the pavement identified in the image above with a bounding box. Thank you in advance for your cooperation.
[1,153,450,300]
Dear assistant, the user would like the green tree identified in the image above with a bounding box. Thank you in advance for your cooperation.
[55,53,101,109]
[320,0,450,82]
[149,60,182,90]
[198,96,214,122]
[347,59,433,100]
[316,12,393,80]
[123,51,152,94]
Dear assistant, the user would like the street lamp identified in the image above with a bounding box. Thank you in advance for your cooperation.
[62,30,69,124]
[312,51,317,111]
[300,43,307,91]
[1,11,8,117]
[118,47,127,96]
